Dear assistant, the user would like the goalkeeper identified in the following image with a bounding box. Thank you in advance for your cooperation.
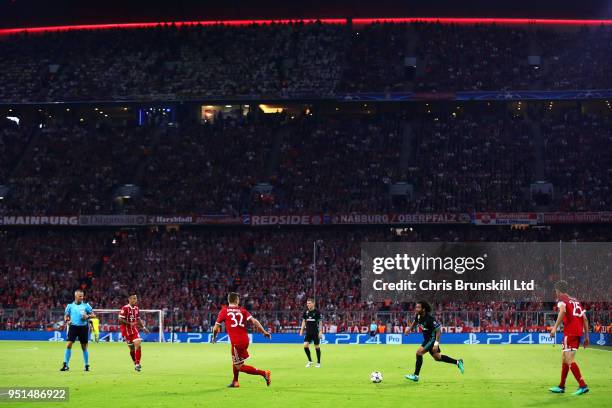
[89,315,100,343]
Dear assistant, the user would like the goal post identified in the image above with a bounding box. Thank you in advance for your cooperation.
[93,309,165,342]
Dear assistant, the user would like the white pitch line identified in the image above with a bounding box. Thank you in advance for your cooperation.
[586,347,612,352]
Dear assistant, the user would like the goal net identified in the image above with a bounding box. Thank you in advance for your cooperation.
[93,309,165,342]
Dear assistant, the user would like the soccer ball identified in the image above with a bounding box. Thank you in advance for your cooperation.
[370,371,383,383]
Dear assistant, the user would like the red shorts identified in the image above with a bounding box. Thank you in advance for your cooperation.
[121,326,141,344]
[562,335,580,351]
[231,343,250,365]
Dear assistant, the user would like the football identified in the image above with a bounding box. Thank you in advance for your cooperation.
[370,371,383,383]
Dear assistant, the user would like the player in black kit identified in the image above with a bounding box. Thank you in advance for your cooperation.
[299,298,322,368]
[404,301,464,382]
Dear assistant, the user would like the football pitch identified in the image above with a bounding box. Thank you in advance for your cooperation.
[0,342,610,408]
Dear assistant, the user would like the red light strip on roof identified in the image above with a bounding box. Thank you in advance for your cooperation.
[0,17,611,36]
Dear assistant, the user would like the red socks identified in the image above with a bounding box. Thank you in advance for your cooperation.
[240,365,265,376]
[570,363,586,387]
[560,362,587,388]
[135,348,141,364]
[130,349,136,362]
[559,362,569,388]
[233,365,240,382]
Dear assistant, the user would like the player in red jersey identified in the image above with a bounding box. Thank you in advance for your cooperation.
[549,281,589,395]
[212,292,272,388]
[118,294,149,372]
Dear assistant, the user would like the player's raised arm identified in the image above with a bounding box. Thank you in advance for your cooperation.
[550,302,566,338]
[249,316,271,339]
[582,313,590,348]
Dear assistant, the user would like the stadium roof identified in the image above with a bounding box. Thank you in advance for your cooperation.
[1,0,611,29]
[1,17,611,37]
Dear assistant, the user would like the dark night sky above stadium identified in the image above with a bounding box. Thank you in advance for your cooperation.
[1,0,611,28]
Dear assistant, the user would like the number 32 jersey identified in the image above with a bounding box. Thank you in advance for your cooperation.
[557,294,585,337]
[216,305,252,345]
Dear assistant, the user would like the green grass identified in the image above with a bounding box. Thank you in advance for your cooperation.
[0,341,610,408]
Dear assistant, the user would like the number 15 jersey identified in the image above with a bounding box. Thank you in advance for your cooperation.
[557,294,585,337]
[216,305,252,345]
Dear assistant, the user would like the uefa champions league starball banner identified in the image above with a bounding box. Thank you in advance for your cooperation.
[0,331,609,345]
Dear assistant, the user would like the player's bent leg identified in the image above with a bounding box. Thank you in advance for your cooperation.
[236,359,269,386]
[431,349,463,374]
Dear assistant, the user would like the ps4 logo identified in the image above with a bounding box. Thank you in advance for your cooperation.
[463,333,480,344]
[333,334,382,344]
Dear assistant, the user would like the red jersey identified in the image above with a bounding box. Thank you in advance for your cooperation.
[557,294,585,337]
[119,304,140,336]
[216,305,252,345]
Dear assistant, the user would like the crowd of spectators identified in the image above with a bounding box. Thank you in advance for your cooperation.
[0,120,29,178]
[0,22,610,102]
[407,113,534,212]
[270,113,400,213]
[542,108,612,211]
[139,112,281,215]
[2,122,153,214]
[1,20,611,335]
[1,226,610,332]
[1,107,611,215]
[0,22,345,102]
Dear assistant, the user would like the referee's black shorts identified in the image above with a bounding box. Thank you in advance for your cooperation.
[67,325,89,344]
[304,332,320,346]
